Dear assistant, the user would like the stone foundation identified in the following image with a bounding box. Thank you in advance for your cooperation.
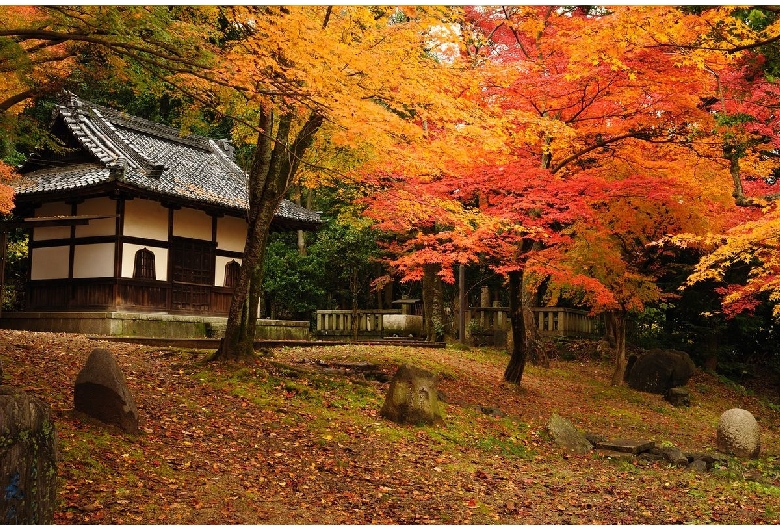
[0,311,310,340]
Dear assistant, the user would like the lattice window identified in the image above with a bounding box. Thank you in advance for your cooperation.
[224,260,241,288]
[133,248,156,280]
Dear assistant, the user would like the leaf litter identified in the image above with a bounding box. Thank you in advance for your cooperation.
[1,330,779,524]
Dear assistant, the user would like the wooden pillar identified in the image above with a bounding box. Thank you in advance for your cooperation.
[166,206,174,311]
[114,197,125,311]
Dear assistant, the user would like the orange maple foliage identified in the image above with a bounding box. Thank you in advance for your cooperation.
[363,6,760,384]
[0,161,16,214]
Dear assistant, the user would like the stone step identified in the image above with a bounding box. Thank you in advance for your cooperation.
[595,449,637,461]
[593,439,655,454]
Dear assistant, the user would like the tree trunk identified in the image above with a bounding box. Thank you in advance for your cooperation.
[607,310,628,386]
[524,273,548,367]
[422,263,442,342]
[433,272,444,341]
[727,148,747,205]
[504,270,527,384]
[604,310,617,348]
[213,107,323,361]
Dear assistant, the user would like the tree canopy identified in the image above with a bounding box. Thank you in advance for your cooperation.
[4,6,780,380]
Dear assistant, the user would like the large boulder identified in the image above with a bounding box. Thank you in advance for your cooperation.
[625,349,696,394]
[380,364,444,426]
[547,414,593,454]
[0,386,57,524]
[717,408,760,458]
[74,348,139,434]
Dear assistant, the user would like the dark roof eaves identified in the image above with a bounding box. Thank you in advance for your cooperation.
[13,178,321,227]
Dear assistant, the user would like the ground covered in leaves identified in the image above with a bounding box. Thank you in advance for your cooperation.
[2,330,780,524]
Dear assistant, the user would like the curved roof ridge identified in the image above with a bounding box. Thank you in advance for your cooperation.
[84,100,212,151]
[87,107,161,174]
[207,139,246,180]
[58,106,125,166]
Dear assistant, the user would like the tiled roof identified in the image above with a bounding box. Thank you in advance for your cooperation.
[14,93,321,227]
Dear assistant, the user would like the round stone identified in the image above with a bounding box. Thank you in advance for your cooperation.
[716,408,760,459]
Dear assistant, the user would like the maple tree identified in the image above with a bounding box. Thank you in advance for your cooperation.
[530,162,726,384]
[202,6,492,359]
[658,8,780,328]
[364,5,739,384]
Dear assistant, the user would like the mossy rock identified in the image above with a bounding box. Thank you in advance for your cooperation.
[380,364,445,426]
[0,385,57,524]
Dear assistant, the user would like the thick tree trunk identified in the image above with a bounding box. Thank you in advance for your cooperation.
[604,310,617,348]
[606,310,628,385]
[504,270,527,384]
[213,107,323,361]
[524,273,548,367]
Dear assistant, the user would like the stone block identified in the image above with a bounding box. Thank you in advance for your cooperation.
[547,414,592,454]
[74,348,139,434]
[382,314,423,337]
[665,387,690,407]
[593,439,655,454]
[380,365,444,426]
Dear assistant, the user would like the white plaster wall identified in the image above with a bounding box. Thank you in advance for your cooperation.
[74,197,116,237]
[32,202,71,241]
[73,243,115,278]
[173,207,212,241]
[30,246,70,279]
[122,244,168,281]
[124,199,168,241]
[216,215,248,252]
[215,256,241,286]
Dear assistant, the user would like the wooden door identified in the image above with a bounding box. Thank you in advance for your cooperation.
[170,237,215,312]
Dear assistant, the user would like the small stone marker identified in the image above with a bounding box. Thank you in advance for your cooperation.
[74,348,139,434]
[597,449,635,462]
[0,386,57,524]
[380,364,444,426]
[717,408,760,458]
[665,387,690,407]
[547,414,592,454]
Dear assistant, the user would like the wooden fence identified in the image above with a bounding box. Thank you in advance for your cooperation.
[315,309,402,337]
[316,306,600,342]
[466,306,600,338]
